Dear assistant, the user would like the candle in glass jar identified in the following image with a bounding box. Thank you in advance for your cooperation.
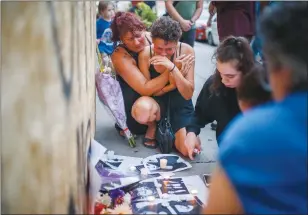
[160,159,167,169]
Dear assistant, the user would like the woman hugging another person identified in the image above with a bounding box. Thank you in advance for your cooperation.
[110,12,195,157]
[131,16,199,159]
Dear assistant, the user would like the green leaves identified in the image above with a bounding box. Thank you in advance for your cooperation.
[128,137,136,148]
[134,2,157,29]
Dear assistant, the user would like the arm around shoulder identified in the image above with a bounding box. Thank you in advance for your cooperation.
[111,47,169,96]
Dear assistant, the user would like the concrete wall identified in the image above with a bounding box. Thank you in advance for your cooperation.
[1,1,96,213]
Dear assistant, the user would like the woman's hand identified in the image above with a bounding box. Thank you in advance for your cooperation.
[149,56,174,71]
[184,132,201,160]
[174,54,195,77]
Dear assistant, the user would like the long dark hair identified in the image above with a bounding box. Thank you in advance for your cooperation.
[211,36,255,94]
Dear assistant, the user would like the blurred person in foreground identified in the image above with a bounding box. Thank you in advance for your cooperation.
[203,3,307,214]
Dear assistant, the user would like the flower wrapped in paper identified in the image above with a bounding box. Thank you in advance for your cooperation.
[95,46,136,147]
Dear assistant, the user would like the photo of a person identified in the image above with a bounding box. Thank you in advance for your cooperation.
[101,180,122,190]
[169,197,203,214]
[132,201,172,214]
[105,158,123,169]
[144,154,191,174]
[157,178,190,195]
[130,182,160,202]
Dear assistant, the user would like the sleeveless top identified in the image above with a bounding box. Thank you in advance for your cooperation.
[148,43,193,111]
[116,36,152,116]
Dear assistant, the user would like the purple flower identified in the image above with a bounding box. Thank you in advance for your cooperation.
[109,189,125,200]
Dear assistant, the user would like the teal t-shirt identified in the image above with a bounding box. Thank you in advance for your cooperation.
[175,1,197,29]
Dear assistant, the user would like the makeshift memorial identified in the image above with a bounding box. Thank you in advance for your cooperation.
[94,175,208,215]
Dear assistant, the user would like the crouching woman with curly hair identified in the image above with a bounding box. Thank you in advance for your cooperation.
[131,16,199,159]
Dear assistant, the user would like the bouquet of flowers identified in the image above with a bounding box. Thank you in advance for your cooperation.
[94,190,133,214]
[94,162,161,214]
[95,46,136,147]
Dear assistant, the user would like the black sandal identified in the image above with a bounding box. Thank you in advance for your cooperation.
[142,137,157,149]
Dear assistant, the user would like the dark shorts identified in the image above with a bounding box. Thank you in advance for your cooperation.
[170,100,194,133]
[125,96,194,136]
[158,95,194,134]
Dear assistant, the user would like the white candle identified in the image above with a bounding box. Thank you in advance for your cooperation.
[107,151,114,160]
[190,189,198,195]
[160,159,167,169]
[140,168,148,176]
[147,196,155,202]
[129,166,136,171]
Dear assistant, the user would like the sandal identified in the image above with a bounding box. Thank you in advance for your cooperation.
[142,137,157,149]
[115,124,125,138]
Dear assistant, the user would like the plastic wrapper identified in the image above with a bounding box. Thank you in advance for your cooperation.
[95,46,136,147]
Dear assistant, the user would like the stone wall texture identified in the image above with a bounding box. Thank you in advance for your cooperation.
[1,1,96,213]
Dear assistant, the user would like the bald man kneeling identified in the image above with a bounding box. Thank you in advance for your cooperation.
[131,96,163,149]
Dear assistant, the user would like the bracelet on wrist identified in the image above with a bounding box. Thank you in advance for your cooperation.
[170,63,176,72]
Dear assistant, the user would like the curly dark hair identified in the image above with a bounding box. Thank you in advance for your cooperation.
[211,36,255,94]
[150,16,182,42]
[110,12,146,43]
[237,63,272,106]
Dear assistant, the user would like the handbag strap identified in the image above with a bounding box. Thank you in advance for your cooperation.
[167,94,171,121]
